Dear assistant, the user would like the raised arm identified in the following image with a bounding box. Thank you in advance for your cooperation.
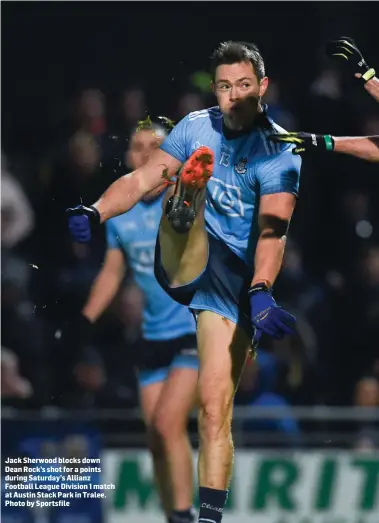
[67,115,191,243]
[82,248,126,322]
[249,150,301,341]
[252,192,296,288]
[94,149,182,223]
[268,132,379,163]
[333,135,379,162]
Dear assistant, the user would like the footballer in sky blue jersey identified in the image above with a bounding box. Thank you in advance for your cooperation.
[67,41,302,523]
[106,195,196,342]
[75,126,198,523]
[105,193,197,386]
[79,126,197,384]
[155,104,301,332]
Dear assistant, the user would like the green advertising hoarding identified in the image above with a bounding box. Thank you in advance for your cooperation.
[102,450,379,523]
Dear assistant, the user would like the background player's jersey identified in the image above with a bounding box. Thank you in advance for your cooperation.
[160,105,302,268]
[106,193,196,341]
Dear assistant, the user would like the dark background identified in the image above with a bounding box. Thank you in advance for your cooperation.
[2,1,379,447]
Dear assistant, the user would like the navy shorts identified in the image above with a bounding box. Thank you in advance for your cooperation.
[154,233,254,337]
[137,334,198,388]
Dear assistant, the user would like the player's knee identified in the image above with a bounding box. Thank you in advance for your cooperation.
[146,425,165,459]
[151,406,187,443]
[198,382,233,441]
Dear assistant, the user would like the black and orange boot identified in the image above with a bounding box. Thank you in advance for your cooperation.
[165,146,214,233]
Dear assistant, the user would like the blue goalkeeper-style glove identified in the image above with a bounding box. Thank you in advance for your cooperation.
[249,283,296,340]
[66,205,100,242]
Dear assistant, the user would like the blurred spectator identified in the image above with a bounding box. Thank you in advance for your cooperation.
[112,87,148,139]
[1,285,47,407]
[176,91,205,119]
[39,129,109,275]
[268,320,320,406]
[264,80,297,130]
[310,68,342,101]
[1,154,35,249]
[361,114,379,136]
[337,191,376,267]
[353,376,379,450]
[1,347,33,399]
[237,351,302,447]
[110,283,144,343]
[69,130,102,180]
[76,89,106,138]
[74,350,106,393]
[352,248,379,372]
[1,155,47,406]
[276,240,325,317]
[355,376,379,408]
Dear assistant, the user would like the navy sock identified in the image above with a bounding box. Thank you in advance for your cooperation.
[198,487,228,523]
[169,507,196,523]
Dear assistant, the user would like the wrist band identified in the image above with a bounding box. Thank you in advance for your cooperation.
[90,205,101,224]
[249,280,272,294]
[362,68,376,82]
[324,135,335,151]
[254,279,272,289]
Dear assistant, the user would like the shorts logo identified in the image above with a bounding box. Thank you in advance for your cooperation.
[234,157,248,175]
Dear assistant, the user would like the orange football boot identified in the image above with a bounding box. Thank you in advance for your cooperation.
[165,146,214,233]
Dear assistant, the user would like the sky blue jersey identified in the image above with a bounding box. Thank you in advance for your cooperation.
[106,194,196,341]
[160,105,302,269]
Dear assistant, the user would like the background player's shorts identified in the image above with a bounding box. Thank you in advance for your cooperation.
[137,334,198,388]
[155,234,254,337]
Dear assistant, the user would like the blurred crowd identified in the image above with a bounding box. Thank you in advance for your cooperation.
[2,2,379,449]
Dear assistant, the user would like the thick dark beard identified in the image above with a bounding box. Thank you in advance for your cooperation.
[224,95,262,131]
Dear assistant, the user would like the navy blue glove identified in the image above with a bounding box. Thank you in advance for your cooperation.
[66,205,100,243]
[249,283,296,340]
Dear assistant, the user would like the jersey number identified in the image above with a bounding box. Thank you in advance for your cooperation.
[219,152,230,167]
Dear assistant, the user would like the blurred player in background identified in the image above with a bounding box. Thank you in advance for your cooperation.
[66,41,301,523]
[269,37,379,162]
[68,124,198,523]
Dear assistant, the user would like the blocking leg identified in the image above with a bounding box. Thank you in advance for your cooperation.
[159,187,209,287]
[140,381,173,516]
[196,311,251,489]
[151,367,198,511]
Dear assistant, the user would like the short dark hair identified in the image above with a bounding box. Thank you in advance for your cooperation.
[210,41,266,81]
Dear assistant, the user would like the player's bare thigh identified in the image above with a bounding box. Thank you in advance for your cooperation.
[158,187,209,287]
[197,310,251,407]
[139,367,198,429]
[140,381,165,426]
[152,367,198,434]
[195,311,251,488]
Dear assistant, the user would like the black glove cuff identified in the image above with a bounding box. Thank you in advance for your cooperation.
[89,206,101,225]
[248,282,271,296]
